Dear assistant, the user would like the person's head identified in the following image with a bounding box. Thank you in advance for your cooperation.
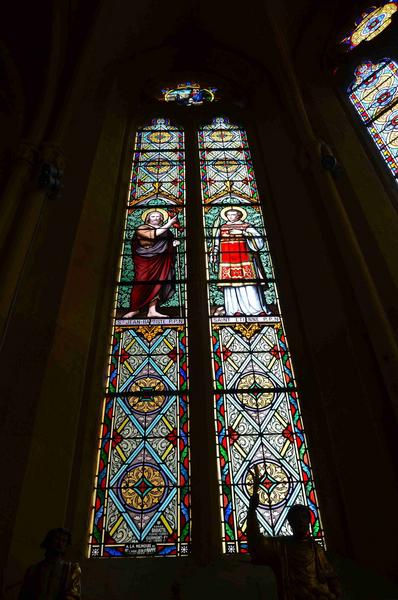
[40,528,71,556]
[287,505,311,538]
[225,209,243,223]
[146,211,164,226]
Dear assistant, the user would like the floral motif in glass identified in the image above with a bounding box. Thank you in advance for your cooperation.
[162,82,218,107]
[89,118,190,558]
[340,2,397,51]
[198,117,324,553]
[349,59,398,178]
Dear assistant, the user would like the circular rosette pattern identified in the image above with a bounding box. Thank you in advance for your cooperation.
[246,461,290,508]
[128,376,166,413]
[213,159,240,174]
[237,373,274,410]
[120,464,166,511]
[209,129,234,143]
[147,130,172,144]
[144,158,172,175]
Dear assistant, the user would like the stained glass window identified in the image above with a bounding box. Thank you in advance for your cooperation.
[162,82,218,106]
[198,117,323,553]
[340,2,397,51]
[348,59,398,179]
[89,118,191,557]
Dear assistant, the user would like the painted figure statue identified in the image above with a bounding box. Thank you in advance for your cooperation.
[123,209,180,318]
[247,466,341,600]
[211,207,270,316]
[18,528,81,600]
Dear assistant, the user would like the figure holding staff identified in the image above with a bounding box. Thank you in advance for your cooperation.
[123,208,180,318]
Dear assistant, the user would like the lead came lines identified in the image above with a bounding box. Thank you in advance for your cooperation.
[199,117,324,551]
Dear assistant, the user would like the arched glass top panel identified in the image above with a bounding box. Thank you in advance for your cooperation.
[348,59,398,179]
[340,2,397,51]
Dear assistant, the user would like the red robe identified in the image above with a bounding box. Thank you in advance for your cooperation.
[130,224,175,311]
[218,222,258,284]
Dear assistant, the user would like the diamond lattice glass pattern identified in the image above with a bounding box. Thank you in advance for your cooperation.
[349,59,398,178]
[89,119,190,558]
[198,117,324,553]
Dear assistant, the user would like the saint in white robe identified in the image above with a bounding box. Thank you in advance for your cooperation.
[213,220,269,316]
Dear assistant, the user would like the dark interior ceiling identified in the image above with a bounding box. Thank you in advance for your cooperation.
[0,0,375,137]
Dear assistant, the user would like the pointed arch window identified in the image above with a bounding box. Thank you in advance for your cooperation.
[89,119,190,558]
[89,111,324,558]
[199,117,323,551]
[348,59,398,180]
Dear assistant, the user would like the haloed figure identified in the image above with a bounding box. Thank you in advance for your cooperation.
[211,207,270,316]
[124,209,180,318]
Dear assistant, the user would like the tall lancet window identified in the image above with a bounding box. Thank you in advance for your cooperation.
[89,105,324,558]
[198,118,323,553]
[89,119,190,558]
[348,59,398,180]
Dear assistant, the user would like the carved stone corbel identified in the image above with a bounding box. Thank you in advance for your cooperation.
[319,140,344,177]
[38,142,64,198]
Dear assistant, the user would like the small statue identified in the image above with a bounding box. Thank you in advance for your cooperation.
[247,466,341,600]
[19,528,81,599]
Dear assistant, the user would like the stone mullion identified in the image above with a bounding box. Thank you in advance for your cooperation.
[185,118,222,561]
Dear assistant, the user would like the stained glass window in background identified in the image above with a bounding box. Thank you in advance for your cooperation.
[198,117,324,553]
[162,82,218,107]
[348,59,398,179]
[89,119,190,557]
[340,2,397,51]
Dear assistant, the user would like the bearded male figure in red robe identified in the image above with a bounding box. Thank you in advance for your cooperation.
[123,210,179,318]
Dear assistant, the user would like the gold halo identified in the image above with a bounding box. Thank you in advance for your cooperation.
[141,208,169,222]
[220,205,247,221]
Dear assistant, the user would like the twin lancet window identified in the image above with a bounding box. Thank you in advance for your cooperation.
[89,117,323,558]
